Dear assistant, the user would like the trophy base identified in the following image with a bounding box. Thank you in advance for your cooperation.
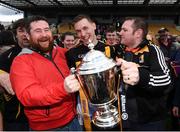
[92,105,120,129]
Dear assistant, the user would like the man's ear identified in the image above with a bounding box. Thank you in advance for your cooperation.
[135,29,143,38]
[92,22,96,30]
[26,33,30,40]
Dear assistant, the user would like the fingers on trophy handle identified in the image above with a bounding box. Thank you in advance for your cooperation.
[70,67,76,74]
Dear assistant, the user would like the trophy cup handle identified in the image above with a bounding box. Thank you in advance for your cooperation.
[70,67,76,74]
[114,65,121,75]
[70,67,84,92]
[70,67,92,131]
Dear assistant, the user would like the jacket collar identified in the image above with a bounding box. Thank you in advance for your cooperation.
[125,39,149,53]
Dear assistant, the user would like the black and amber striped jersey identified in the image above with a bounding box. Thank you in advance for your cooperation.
[65,41,116,69]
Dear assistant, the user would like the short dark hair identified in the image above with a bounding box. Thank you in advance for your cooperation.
[72,14,94,26]
[61,32,75,41]
[12,18,26,35]
[158,27,169,34]
[124,17,148,39]
[25,15,49,33]
[106,26,116,33]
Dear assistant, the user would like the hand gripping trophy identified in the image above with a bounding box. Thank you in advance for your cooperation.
[73,41,122,129]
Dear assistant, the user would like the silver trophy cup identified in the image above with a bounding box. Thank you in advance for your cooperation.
[76,43,120,129]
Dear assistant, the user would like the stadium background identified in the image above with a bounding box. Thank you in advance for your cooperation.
[0,0,179,39]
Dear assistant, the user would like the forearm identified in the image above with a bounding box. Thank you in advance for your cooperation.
[0,70,14,95]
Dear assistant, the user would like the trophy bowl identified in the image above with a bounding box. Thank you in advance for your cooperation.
[76,43,120,129]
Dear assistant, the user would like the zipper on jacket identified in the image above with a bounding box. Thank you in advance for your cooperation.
[45,106,50,116]
[48,48,65,79]
[32,47,66,79]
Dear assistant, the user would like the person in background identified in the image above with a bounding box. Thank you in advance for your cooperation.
[10,15,82,131]
[96,34,102,41]
[0,24,5,32]
[0,79,3,130]
[61,32,76,50]
[172,59,180,130]
[0,30,17,130]
[157,28,180,130]
[0,18,29,131]
[146,31,157,45]
[116,17,171,130]
[0,30,16,55]
[105,26,118,45]
[53,33,61,47]
[175,36,180,43]
[157,27,180,63]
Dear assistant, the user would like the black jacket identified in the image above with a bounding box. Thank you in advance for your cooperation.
[118,39,171,128]
[0,45,21,72]
[0,45,28,126]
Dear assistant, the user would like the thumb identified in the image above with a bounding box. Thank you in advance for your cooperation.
[116,57,126,66]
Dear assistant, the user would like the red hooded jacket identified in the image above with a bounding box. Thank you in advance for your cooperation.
[10,47,76,130]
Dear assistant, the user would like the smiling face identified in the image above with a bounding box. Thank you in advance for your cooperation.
[106,31,117,45]
[27,20,53,53]
[74,18,96,46]
[62,35,75,49]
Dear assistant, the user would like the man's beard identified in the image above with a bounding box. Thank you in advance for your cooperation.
[30,37,53,53]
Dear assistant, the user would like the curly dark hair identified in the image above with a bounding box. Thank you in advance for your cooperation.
[12,18,26,35]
